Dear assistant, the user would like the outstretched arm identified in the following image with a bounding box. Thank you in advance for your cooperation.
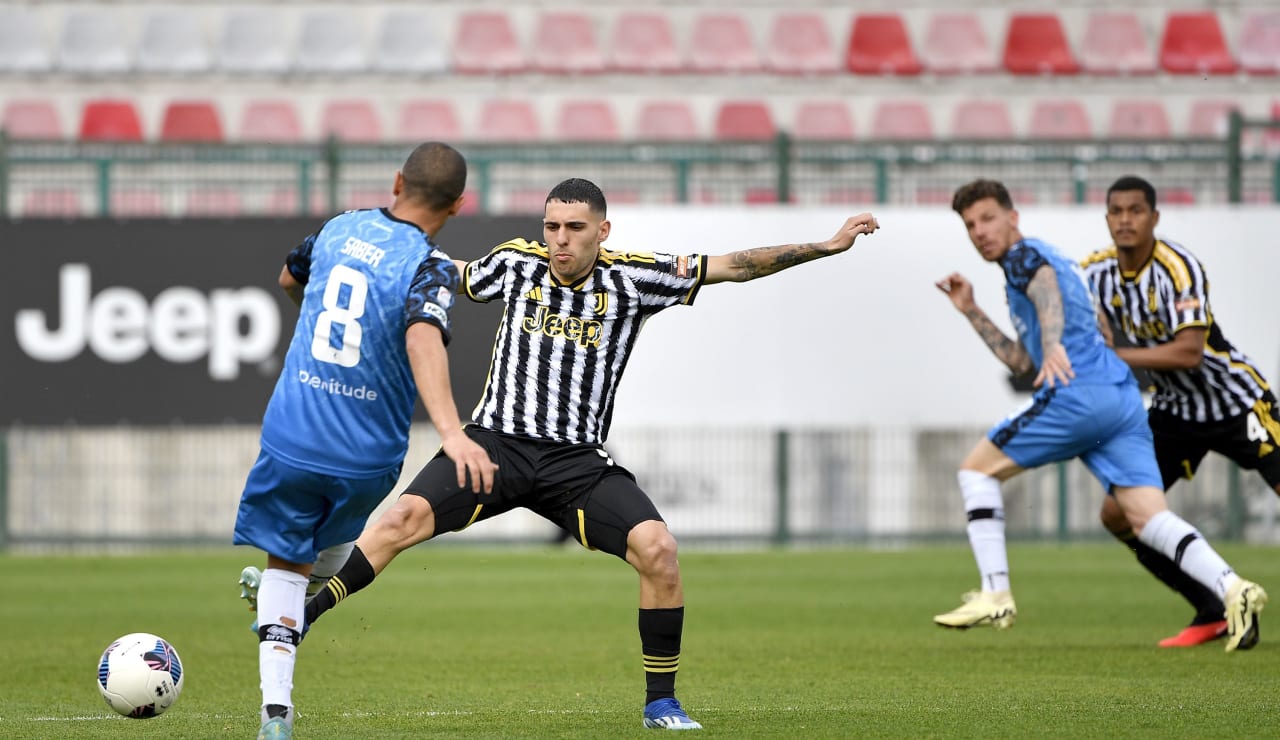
[1025,265,1074,388]
[278,265,305,307]
[936,272,1034,375]
[703,213,879,285]
[1115,327,1206,371]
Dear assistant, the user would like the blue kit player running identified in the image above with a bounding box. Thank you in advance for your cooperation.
[931,179,1265,652]
[233,142,496,740]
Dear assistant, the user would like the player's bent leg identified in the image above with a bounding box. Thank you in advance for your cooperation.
[626,520,683,608]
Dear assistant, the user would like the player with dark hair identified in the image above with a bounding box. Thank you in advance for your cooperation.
[301,177,880,731]
[1083,174,1280,647]
[932,178,1266,651]
[233,142,497,740]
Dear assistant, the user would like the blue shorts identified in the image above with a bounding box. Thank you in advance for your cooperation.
[988,381,1162,494]
[232,449,400,564]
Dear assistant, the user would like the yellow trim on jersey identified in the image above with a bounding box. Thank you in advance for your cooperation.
[1254,399,1280,442]
[1205,345,1269,389]
[598,248,657,266]
[1080,246,1118,268]
[454,504,484,532]
[577,508,593,550]
[491,238,548,259]
[1151,240,1194,293]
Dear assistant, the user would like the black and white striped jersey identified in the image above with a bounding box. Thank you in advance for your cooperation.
[1082,238,1269,422]
[462,239,706,444]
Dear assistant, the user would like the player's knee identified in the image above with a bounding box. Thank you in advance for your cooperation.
[370,496,435,548]
[628,521,679,575]
[1098,500,1129,535]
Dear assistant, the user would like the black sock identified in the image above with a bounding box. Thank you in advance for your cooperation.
[640,607,683,705]
[1118,531,1224,624]
[304,545,376,625]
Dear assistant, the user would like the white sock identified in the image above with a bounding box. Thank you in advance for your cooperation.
[308,542,355,600]
[258,568,309,713]
[1138,510,1236,599]
[959,470,1010,593]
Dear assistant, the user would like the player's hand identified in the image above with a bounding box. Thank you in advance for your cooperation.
[1034,342,1075,388]
[935,272,976,312]
[441,431,498,494]
[824,213,879,253]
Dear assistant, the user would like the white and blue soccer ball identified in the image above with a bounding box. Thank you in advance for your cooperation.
[96,632,185,718]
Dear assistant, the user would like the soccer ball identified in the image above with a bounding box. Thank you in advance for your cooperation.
[96,633,185,718]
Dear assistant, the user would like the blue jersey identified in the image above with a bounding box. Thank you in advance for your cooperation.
[259,208,459,477]
[1000,238,1132,386]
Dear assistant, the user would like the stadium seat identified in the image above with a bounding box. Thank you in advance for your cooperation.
[111,189,166,218]
[295,10,368,73]
[136,10,210,73]
[846,13,922,75]
[950,100,1015,139]
[0,7,51,72]
[635,101,701,140]
[238,100,303,142]
[22,189,83,217]
[372,10,449,73]
[1238,10,1280,75]
[1079,12,1156,75]
[342,190,390,211]
[79,100,144,142]
[319,101,383,143]
[1003,14,1080,75]
[608,12,682,73]
[1158,12,1237,75]
[870,100,933,140]
[475,99,541,142]
[1027,99,1093,139]
[822,187,876,205]
[714,101,776,141]
[792,101,856,140]
[397,100,461,141]
[266,188,327,217]
[765,13,839,74]
[920,12,997,74]
[184,189,244,217]
[58,9,130,74]
[531,12,604,74]
[2,100,64,140]
[218,9,291,74]
[744,188,783,204]
[452,11,526,74]
[554,100,620,142]
[1107,100,1172,139]
[1186,100,1239,138]
[688,13,761,73]
[160,101,224,142]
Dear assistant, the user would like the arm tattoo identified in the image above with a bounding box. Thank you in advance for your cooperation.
[726,242,823,281]
[963,305,1033,374]
[1026,266,1065,353]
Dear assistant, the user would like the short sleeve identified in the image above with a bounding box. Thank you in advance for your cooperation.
[463,239,532,303]
[405,253,460,345]
[1003,243,1049,293]
[621,251,707,309]
[284,232,318,284]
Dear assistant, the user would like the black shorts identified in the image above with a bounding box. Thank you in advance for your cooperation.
[402,426,663,559]
[1151,390,1280,490]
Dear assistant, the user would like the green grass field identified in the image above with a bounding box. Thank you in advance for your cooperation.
[1,543,1277,739]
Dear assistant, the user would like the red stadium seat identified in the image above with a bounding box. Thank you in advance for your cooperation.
[921,12,997,74]
[1186,100,1240,138]
[635,101,700,140]
[22,189,83,217]
[184,188,243,216]
[1158,12,1237,75]
[319,100,382,143]
[554,100,620,142]
[111,189,166,217]
[1027,99,1093,139]
[688,13,761,73]
[608,12,682,73]
[950,100,1014,139]
[397,100,461,141]
[475,99,541,142]
[160,101,224,142]
[1003,14,1080,75]
[531,12,604,74]
[714,101,776,141]
[822,187,875,205]
[766,13,839,74]
[2,100,63,139]
[1239,10,1280,75]
[238,100,302,142]
[458,189,481,215]
[744,188,783,204]
[1107,100,1172,139]
[792,101,855,140]
[1079,12,1156,75]
[452,11,525,74]
[846,14,922,75]
[79,100,144,142]
[870,100,933,140]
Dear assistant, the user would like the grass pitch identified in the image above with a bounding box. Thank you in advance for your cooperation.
[1,543,1277,738]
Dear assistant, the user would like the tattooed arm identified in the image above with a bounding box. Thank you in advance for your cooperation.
[935,272,1034,374]
[703,213,879,284]
[1026,264,1074,388]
